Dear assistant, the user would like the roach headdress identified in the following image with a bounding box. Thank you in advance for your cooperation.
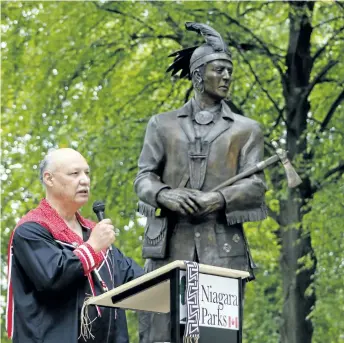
[166,22,232,79]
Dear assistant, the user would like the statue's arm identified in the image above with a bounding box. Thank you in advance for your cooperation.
[218,123,268,225]
[134,116,170,208]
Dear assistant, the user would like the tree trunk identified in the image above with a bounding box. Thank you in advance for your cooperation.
[279,2,317,343]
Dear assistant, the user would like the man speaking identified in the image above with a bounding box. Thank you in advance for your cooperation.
[6,148,144,343]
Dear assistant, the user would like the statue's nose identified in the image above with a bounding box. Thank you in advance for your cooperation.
[222,69,230,80]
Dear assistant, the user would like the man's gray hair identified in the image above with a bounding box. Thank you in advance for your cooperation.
[39,149,56,185]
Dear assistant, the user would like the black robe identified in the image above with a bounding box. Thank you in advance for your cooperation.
[10,222,144,343]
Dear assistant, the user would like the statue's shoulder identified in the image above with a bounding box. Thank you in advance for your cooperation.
[149,104,186,128]
[156,108,181,120]
[231,112,263,133]
[222,101,263,133]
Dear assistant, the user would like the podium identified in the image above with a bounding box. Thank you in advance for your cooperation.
[85,260,249,343]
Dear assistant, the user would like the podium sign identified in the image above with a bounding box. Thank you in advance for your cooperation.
[179,270,243,342]
[85,260,248,343]
[180,272,240,330]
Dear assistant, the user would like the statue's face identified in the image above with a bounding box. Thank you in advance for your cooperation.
[203,60,233,100]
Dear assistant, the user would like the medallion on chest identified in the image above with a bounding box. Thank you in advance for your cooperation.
[194,110,215,125]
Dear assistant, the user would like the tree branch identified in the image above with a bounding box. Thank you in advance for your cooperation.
[315,77,342,84]
[324,163,344,180]
[226,37,285,58]
[236,49,283,115]
[130,33,181,44]
[92,2,155,31]
[308,117,344,136]
[319,89,344,132]
[226,100,244,116]
[312,26,344,62]
[336,2,344,12]
[265,110,287,139]
[214,9,286,80]
[102,59,121,79]
[164,14,183,42]
[307,89,344,160]
[313,16,344,29]
[103,79,164,133]
[312,162,344,193]
[237,2,275,18]
[305,60,338,100]
[239,79,257,107]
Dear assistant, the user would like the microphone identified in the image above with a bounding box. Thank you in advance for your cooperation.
[92,200,105,222]
[91,200,110,293]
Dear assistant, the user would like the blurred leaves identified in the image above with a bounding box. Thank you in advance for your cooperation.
[1,1,343,343]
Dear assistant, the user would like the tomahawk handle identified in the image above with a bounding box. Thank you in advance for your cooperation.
[210,154,280,192]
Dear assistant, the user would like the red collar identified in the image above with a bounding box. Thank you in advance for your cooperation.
[15,198,96,245]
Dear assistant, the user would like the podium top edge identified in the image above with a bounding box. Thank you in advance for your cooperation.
[173,260,250,278]
[85,260,250,306]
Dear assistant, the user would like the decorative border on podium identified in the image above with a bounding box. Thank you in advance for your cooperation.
[183,261,200,343]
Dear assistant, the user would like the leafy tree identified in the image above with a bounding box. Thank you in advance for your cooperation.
[1,2,343,343]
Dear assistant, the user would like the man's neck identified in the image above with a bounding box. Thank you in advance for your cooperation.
[45,196,78,222]
[194,92,222,110]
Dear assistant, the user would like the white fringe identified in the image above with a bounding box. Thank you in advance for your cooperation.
[79,298,97,341]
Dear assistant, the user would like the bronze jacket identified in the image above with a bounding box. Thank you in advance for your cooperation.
[134,100,267,272]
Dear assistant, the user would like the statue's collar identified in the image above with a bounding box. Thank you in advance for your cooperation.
[177,98,234,121]
[191,98,222,115]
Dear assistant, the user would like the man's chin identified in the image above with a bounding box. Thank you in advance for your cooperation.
[75,194,90,205]
[207,90,227,100]
[217,90,228,99]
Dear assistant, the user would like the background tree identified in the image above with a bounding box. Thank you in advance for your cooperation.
[1,1,343,343]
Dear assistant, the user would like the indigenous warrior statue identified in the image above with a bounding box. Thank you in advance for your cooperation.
[135,22,268,343]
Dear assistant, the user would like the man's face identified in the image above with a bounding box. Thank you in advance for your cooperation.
[47,151,91,208]
[203,60,233,100]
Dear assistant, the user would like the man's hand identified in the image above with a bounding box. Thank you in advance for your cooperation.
[87,219,115,252]
[157,188,201,215]
[189,190,225,217]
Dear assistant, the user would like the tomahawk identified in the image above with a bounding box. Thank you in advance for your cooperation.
[210,143,302,192]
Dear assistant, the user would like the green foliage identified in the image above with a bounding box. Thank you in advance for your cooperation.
[1,1,343,342]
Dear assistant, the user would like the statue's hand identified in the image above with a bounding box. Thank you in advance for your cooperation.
[190,191,225,217]
[157,188,201,215]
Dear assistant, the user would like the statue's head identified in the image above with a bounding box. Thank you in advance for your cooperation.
[191,46,233,100]
[167,22,233,100]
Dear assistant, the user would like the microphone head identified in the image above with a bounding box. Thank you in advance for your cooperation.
[92,200,105,213]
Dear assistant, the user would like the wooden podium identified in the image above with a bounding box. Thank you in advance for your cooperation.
[85,260,249,343]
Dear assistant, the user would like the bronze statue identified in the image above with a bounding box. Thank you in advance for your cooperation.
[135,22,268,343]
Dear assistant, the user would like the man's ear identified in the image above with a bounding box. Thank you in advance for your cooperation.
[194,69,202,84]
[193,69,204,93]
[43,171,54,188]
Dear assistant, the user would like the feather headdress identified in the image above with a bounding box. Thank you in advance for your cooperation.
[185,22,227,53]
[166,22,232,79]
